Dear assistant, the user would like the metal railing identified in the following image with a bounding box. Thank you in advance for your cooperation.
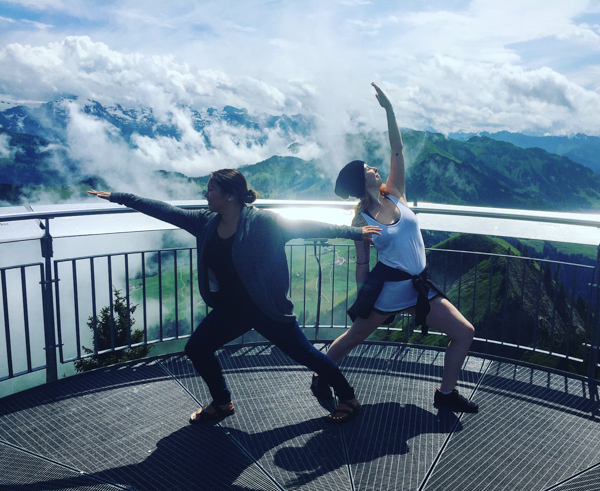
[1,201,599,394]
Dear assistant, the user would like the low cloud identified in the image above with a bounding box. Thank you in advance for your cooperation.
[2,35,599,144]
[0,133,16,159]
[52,98,320,198]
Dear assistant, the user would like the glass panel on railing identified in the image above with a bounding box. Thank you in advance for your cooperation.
[27,203,190,238]
[0,206,45,243]
[414,203,600,247]
[268,205,355,225]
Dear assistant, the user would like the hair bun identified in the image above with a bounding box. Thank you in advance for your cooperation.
[244,189,258,203]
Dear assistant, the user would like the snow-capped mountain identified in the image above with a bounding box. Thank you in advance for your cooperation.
[0,97,318,203]
[0,97,314,147]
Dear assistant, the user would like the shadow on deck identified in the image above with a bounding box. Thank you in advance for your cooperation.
[1,342,600,491]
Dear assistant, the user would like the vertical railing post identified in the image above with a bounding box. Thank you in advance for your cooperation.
[587,244,600,387]
[312,240,324,341]
[40,219,58,383]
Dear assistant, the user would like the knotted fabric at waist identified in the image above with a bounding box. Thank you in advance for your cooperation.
[347,261,445,335]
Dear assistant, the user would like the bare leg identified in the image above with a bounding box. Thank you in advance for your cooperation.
[323,296,476,412]
[416,296,475,392]
[325,310,392,363]
[327,296,473,391]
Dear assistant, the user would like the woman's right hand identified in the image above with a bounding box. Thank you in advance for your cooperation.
[87,189,112,200]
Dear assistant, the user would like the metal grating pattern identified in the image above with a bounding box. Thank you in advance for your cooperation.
[550,465,600,491]
[164,346,350,490]
[0,443,121,490]
[423,360,600,491]
[339,344,488,491]
[0,358,280,490]
[1,343,599,490]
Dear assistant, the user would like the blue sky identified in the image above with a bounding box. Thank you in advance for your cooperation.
[0,0,599,179]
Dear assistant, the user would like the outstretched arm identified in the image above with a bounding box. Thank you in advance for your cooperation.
[87,189,203,235]
[278,213,380,243]
[372,82,406,202]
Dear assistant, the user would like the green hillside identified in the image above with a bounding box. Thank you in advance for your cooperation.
[239,156,334,199]
[4,127,600,212]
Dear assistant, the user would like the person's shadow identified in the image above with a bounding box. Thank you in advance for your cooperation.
[271,402,462,487]
[2,402,461,490]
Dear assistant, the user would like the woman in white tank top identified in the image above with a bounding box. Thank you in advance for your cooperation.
[313,83,478,417]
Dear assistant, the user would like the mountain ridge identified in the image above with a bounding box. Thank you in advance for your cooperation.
[1,98,600,211]
[450,130,600,175]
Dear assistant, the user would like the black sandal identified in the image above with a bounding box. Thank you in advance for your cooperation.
[325,400,361,424]
[189,402,235,424]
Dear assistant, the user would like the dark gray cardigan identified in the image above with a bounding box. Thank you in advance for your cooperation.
[110,193,364,322]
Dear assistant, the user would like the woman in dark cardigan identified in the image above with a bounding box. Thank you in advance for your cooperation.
[89,169,380,423]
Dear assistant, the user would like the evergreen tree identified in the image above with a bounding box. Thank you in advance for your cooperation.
[74,288,152,372]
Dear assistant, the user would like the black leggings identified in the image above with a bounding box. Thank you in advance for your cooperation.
[184,307,355,405]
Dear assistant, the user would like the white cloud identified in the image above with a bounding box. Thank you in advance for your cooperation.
[556,23,600,48]
[113,7,177,29]
[0,36,301,115]
[387,0,597,67]
[41,93,315,198]
[376,56,600,136]
[20,18,53,30]
[0,133,15,159]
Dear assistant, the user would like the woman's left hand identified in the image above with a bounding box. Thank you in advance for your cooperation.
[372,82,393,111]
[362,225,381,241]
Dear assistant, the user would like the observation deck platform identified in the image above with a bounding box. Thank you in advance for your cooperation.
[1,341,599,491]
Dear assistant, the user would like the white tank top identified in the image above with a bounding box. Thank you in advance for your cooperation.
[361,195,426,275]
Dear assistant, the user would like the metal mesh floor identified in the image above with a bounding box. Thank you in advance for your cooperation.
[1,342,599,491]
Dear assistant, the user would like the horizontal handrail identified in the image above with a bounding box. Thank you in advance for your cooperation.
[2,200,599,249]
[1,199,599,228]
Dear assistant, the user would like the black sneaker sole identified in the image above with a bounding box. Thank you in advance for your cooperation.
[433,401,479,413]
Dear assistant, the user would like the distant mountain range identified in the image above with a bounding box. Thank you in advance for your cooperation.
[1,98,600,211]
[0,96,313,146]
[401,130,600,210]
[450,130,600,175]
[241,129,600,211]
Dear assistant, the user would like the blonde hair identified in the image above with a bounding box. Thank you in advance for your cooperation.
[356,183,388,216]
